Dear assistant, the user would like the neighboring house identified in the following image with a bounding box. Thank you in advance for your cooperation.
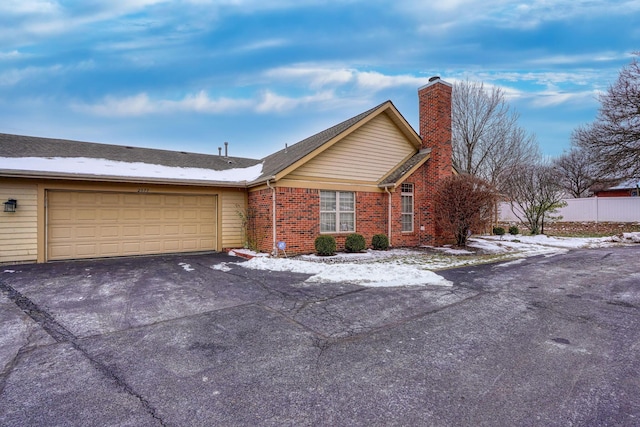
[593,179,640,197]
[0,77,452,263]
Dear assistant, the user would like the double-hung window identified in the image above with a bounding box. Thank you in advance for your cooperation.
[320,191,355,233]
[401,183,414,232]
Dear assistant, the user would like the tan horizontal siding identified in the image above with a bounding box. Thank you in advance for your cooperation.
[221,189,247,248]
[288,114,415,182]
[0,182,38,263]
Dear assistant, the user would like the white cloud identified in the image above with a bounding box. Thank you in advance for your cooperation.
[75,87,342,117]
[0,50,23,60]
[403,0,640,31]
[255,90,335,113]
[74,91,253,117]
[354,71,430,90]
[236,38,289,52]
[0,64,63,86]
[0,61,94,86]
[264,65,432,93]
[528,90,599,108]
[265,65,355,89]
[0,0,60,15]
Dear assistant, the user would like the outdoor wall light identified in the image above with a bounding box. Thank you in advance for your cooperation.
[4,199,17,213]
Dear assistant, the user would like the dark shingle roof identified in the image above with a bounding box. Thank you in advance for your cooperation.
[379,149,431,187]
[255,100,393,182]
[0,133,262,170]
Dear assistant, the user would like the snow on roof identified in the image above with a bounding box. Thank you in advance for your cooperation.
[607,179,640,190]
[0,156,264,183]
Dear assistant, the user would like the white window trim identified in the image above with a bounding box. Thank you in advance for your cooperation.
[401,183,414,233]
[320,190,356,233]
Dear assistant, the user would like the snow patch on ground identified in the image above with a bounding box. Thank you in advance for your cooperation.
[612,232,640,243]
[178,262,194,272]
[219,233,638,288]
[239,257,452,288]
[211,263,232,272]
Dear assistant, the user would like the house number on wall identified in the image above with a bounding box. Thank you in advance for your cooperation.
[137,188,150,193]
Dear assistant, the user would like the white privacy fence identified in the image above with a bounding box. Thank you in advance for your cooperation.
[499,197,640,223]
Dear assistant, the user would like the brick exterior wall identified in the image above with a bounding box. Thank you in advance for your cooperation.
[250,187,390,255]
[418,78,453,244]
[246,188,274,253]
[246,79,453,254]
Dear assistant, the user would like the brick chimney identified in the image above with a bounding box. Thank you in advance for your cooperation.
[418,76,452,181]
[417,76,453,246]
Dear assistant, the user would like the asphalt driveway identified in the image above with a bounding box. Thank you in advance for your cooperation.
[1,247,639,426]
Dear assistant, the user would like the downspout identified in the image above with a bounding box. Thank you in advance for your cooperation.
[384,185,394,247]
[266,178,277,255]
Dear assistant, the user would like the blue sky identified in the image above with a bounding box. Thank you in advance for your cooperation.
[1,1,638,160]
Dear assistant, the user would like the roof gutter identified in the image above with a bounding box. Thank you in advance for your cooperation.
[384,185,395,247]
[0,170,251,188]
[266,177,277,256]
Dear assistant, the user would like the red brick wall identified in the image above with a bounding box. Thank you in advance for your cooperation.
[418,77,453,244]
[247,188,274,253]
[248,187,391,254]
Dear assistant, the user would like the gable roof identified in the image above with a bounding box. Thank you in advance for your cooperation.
[253,100,421,184]
[0,133,263,185]
[378,149,431,187]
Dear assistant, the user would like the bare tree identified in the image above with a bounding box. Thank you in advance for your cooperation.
[572,53,640,179]
[552,147,605,198]
[500,163,566,235]
[434,174,499,246]
[452,80,539,185]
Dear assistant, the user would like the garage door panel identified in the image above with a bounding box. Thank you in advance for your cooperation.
[123,194,142,205]
[163,240,180,251]
[182,240,198,250]
[182,225,198,235]
[76,244,98,256]
[164,210,180,220]
[200,224,215,234]
[48,191,217,260]
[76,227,97,238]
[144,209,162,220]
[101,209,120,221]
[122,225,141,237]
[100,226,120,238]
[99,243,120,256]
[99,194,120,204]
[76,193,98,204]
[164,225,180,235]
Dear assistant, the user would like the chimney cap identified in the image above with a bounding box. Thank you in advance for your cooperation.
[418,76,452,91]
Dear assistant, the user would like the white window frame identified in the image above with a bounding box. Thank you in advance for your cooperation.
[401,183,414,232]
[320,190,355,233]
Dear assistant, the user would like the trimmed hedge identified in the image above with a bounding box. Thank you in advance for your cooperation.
[345,233,366,253]
[508,225,520,235]
[371,234,389,250]
[493,226,506,236]
[314,235,336,256]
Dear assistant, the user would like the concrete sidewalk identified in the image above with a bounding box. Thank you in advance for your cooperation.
[1,248,639,426]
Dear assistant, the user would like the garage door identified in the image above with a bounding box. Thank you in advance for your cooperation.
[47,191,217,260]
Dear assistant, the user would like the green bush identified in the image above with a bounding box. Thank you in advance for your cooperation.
[508,225,519,235]
[314,235,336,256]
[493,226,505,236]
[371,234,389,250]
[344,233,366,253]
